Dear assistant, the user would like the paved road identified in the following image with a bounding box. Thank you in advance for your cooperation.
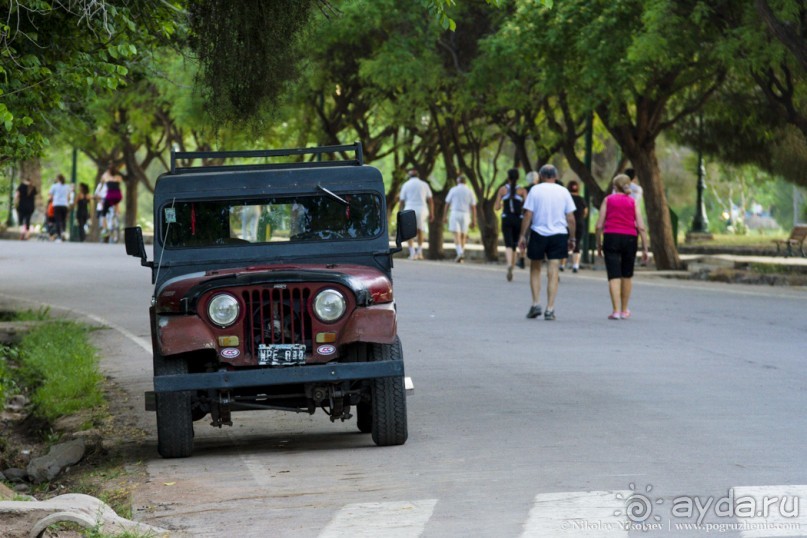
[1,240,806,537]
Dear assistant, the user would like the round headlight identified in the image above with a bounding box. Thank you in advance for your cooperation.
[207,293,240,327]
[313,289,346,322]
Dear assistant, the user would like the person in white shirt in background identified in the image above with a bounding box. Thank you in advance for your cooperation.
[443,174,477,263]
[624,167,647,266]
[624,168,643,202]
[48,174,73,241]
[397,168,434,260]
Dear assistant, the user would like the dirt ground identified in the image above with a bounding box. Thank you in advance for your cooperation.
[1,373,151,517]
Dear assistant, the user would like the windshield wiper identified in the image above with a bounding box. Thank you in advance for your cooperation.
[317,184,348,206]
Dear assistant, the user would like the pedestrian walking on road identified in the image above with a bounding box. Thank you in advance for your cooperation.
[624,167,648,267]
[48,174,72,241]
[566,180,588,273]
[443,174,477,263]
[624,168,643,203]
[517,164,576,320]
[75,183,91,242]
[97,163,124,241]
[525,170,539,192]
[398,168,434,260]
[595,174,649,320]
[14,178,38,240]
[495,168,527,280]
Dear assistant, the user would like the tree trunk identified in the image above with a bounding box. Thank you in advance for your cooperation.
[427,193,446,260]
[630,150,682,270]
[123,175,138,227]
[512,135,532,173]
[122,129,142,228]
[478,199,500,262]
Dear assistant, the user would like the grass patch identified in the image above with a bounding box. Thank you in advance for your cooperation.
[16,320,104,423]
[749,262,806,275]
[0,344,18,406]
[13,306,52,322]
[43,521,158,538]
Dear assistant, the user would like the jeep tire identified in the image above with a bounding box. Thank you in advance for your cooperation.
[370,337,408,446]
[154,353,194,458]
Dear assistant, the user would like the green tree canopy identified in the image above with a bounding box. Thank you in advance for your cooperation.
[0,1,181,164]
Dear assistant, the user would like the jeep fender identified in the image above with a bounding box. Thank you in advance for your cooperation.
[156,315,217,356]
[340,303,397,345]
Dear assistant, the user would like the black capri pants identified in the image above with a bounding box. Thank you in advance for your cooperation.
[572,220,584,253]
[603,233,638,280]
[501,216,522,249]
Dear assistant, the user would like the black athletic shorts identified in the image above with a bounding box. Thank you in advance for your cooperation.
[527,231,568,261]
[603,233,638,280]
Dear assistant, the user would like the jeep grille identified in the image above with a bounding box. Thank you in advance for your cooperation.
[242,287,313,355]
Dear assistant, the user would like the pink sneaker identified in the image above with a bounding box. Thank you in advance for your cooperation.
[620,310,631,319]
[608,312,621,320]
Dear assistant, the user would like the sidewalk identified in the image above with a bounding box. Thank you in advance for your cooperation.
[5,223,805,273]
[395,239,807,272]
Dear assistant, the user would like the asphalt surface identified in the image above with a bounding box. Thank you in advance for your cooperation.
[1,239,806,537]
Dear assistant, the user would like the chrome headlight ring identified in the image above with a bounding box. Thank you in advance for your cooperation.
[207,293,240,327]
[313,289,347,323]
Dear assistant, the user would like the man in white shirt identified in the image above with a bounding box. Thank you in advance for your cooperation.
[625,168,648,266]
[625,168,643,202]
[443,174,477,262]
[398,168,434,259]
[517,164,576,320]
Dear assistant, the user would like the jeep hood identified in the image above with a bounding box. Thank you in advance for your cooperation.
[155,263,393,314]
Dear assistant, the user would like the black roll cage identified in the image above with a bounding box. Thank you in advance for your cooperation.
[170,142,364,175]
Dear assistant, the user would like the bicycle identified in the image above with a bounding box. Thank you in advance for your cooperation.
[100,205,121,244]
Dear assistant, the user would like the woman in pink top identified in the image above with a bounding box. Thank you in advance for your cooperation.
[595,174,649,320]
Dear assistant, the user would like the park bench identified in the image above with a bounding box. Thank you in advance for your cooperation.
[772,224,807,257]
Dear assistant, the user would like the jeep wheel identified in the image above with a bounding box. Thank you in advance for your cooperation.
[154,353,194,458]
[370,337,408,446]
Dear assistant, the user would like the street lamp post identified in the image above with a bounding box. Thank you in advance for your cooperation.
[687,114,713,242]
[689,150,709,233]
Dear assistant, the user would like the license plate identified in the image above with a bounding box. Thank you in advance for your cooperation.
[258,344,306,366]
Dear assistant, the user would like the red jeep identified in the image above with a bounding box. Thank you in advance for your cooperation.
[125,143,417,458]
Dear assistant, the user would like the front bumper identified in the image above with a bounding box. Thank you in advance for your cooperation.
[152,359,404,393]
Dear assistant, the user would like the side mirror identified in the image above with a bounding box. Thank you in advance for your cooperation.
[396,210,418,248]
[124,227,150,267]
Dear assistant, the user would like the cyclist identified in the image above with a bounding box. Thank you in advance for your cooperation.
[97,163,124,241]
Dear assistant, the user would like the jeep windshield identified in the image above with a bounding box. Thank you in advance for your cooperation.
[161,193,383,248]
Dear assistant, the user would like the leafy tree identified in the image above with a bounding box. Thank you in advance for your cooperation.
[187,0,318,128]
[516,0,733,270]
[0,1,182,165]
[671,1,807,189]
